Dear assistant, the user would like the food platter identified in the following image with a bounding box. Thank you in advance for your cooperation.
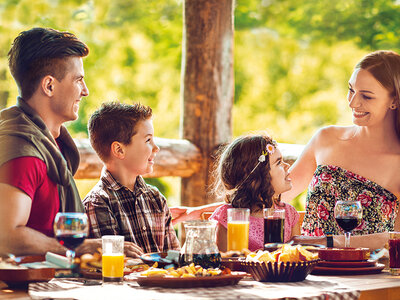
[136,272,247,288]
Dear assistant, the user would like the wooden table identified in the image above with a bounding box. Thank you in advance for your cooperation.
[1,271,399,300]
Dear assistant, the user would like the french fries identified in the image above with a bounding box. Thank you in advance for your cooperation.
[140,263,229,278]
[246,244,318,263]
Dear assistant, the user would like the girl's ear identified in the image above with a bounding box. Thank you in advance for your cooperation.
[110,141,125,159]
[41,75,55,97]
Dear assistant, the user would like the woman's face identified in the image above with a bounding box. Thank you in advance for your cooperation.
[347,68,396,127]
[269,147,292,196]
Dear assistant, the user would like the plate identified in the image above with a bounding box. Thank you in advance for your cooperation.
[318,248,370,261]
[140,252,177,268]
[0,256,55,288]
[136,272,247,288]
[317,259,377,268]
[311,263,385,275]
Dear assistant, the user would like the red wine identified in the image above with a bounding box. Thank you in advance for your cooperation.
[264,217,284,244]
[57,234,86,249]
[179,253,221,269]
[335,216,360,232]
[389,239,400,268]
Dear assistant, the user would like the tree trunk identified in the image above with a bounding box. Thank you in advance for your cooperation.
[181,0,234,206]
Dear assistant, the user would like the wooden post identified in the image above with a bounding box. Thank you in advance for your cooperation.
[181,0,234,206]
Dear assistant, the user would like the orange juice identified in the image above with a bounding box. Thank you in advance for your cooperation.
[102,253,124,278]
[227,221,249,251]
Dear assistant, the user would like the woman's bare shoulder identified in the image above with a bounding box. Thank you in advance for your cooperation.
[313,125,354,143]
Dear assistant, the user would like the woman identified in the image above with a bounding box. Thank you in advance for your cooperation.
[284,50,400,249]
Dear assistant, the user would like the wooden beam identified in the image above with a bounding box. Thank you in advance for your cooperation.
[74,137,202,179]
[181,0,234,206]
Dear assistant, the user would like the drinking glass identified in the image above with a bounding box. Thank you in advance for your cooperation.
[334,200,362,248]
[102,235,125,284]
[227,208,250,252]
[263,208,285,245]
[54,212,88,264]
[389,232,400,276]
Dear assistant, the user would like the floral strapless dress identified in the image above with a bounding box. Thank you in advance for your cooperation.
[302,165,399,236]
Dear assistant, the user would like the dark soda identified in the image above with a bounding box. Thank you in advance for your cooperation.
[57,234,86,249]
[389,239,400,269]
[179,253,221,269]
[335,216,360,232]
[264,217,284,244]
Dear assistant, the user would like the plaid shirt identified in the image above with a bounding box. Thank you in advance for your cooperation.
[83,168,180,253]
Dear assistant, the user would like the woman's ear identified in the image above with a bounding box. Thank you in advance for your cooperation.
[41,75,55,97]
[110,141,125,159]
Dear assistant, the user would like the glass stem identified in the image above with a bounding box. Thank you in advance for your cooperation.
[344,231,351,248]
[66,249,75,266]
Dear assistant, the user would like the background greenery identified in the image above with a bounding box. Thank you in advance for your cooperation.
[1,0,400,210]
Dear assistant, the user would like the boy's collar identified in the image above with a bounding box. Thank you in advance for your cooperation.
[101,168,149,195]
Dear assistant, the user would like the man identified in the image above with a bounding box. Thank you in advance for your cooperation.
[0,28,142,257]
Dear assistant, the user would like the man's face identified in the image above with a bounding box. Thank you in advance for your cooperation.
[51,56,89,123]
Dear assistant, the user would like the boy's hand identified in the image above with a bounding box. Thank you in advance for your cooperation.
[124,241,144,258]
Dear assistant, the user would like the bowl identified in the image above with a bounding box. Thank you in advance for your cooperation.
[318,248,370,261]
[244,260,319,282]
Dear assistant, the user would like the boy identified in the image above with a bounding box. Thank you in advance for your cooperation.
[83,102,180,253]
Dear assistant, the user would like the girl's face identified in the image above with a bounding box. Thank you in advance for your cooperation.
[269,147,292,196]
[347,68,396,127]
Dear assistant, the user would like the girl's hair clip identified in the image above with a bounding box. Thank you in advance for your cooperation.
[258,144,275,162]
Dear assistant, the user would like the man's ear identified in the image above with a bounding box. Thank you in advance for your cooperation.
[110,141,125,159]
[41,75,56,97]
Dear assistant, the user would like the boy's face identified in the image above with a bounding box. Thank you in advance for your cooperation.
[122,119,159,177]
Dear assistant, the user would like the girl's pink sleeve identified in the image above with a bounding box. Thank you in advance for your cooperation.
[209,204,229,229]
[285,204,299,229]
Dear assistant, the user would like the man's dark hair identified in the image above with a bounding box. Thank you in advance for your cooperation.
[8,27,89,100]
[88,102,153,162]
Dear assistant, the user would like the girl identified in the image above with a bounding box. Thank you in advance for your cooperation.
[209,133,299,252]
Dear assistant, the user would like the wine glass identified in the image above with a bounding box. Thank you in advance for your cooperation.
[54,212,88,264]
[334,200,362,248]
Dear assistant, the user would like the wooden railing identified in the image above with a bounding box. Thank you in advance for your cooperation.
[74,137,304,181]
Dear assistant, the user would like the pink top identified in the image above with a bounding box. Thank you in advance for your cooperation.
[209,203,299,251]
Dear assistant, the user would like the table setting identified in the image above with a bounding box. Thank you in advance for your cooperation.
[2,206,400,300]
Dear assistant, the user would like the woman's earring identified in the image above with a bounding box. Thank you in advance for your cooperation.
[390,104,397,110]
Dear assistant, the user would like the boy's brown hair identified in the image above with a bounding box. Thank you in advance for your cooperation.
[88,101,152,162]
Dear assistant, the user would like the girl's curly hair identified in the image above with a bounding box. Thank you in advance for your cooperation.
[212,133,277,213]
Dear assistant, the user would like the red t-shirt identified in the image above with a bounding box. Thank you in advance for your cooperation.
[0,157,59,237]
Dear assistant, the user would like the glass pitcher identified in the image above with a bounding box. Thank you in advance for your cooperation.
[179,220,221,269]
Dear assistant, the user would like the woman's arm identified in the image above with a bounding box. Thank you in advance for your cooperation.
[170,202,224,225]
[281,129,322,203]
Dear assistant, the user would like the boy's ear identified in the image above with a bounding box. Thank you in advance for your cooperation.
[41,75,56,97]
[110,141,125,159]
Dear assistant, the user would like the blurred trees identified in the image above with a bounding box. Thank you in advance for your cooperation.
[1,0,400,204]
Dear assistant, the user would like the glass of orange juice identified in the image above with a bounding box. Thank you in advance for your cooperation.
[227,208,250,252]
[102,235,124,284]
